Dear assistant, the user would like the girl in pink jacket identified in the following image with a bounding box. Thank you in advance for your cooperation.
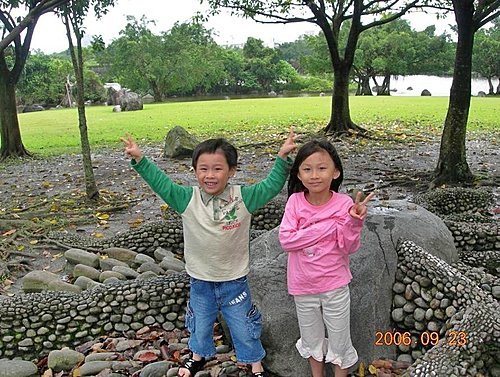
[279,140,373,377]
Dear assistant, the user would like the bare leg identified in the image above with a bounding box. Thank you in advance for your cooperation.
[309,357,324,377]
[178,352,203,377]
[251,361,265,374]
[334,364,348,377]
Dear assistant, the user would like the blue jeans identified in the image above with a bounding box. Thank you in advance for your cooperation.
[185,276,266,363]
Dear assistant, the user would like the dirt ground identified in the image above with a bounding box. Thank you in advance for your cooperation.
[0,134,499,295]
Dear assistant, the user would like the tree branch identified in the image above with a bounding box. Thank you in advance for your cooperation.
[0,0,69,51]
[474,0,500,29]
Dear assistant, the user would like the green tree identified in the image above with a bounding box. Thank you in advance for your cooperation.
[17,51,105,106]
[410,26,454,76]
[0,0,69,159]
[216,48,247,93]
[433,0,500,186]
[164,22,225,96]
[58,0,115,200]
[204,0,420,135]
[300,33,332,77]
[17,52,72,105]
[243,37,281,92]
[106,16,165,100]
[278,36,313,73]
[472,20,500,94]
[102,19,224,99]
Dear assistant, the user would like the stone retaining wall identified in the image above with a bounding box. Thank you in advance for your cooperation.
[0,274,189,360]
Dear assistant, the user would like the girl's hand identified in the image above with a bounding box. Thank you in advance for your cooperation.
[350,191,375,220]
[121,133,143,161]
[278,127,299,158]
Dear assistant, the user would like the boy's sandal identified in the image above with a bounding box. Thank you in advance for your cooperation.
[252,372,268,377]
[180,356,206,376]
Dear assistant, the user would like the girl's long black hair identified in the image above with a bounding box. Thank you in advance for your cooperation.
[287,139,344,198]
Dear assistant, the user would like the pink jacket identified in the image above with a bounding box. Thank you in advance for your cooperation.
[279,191,364,295]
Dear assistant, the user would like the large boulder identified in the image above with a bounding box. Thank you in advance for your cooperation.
[22,104,44,113]
[248,200,457,377]
[163,126,200,159]
[120,91,143,111]
[106,85,122,106]
[142,94,155,103]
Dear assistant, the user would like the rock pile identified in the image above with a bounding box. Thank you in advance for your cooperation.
[397,241,499,376]
[22,246,185,294]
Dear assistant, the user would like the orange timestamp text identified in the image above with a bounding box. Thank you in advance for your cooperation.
[374,330,468,347]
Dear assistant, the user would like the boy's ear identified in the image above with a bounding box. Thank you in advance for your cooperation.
[229,167,237,177]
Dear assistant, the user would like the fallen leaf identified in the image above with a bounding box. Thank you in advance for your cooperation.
[42,369,53,377]
[358,361,365,377]
[96,212,110,220]
[73,367,81,377]
[2,229,16,236]
[137,351,159,362]
[170,350,181,362]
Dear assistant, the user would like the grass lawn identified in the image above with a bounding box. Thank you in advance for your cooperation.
[17,96,499,156]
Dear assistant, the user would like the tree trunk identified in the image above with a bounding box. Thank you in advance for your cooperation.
[324,64,365,134]
[75,64,99,200]
[0,56,30,160]
[487,76,494,95]
[377,74,391,96]
[496,78,500,95]
[433,1,474,186]
[150,80,162,102]
[356,74,372,96]
[65,16,99,200]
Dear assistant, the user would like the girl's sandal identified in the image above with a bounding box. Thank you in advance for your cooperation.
[252,372,268,377]
[180,356,206,376]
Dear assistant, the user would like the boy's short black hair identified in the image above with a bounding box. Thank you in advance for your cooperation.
[192,138,238,169]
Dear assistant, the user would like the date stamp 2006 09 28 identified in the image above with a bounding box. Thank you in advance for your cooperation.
[374,330,468,347]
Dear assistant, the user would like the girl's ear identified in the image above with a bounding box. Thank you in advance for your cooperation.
[333,169,341,179]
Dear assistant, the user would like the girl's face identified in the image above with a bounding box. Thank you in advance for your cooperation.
[297,150,340,197]
[195,150,236,196]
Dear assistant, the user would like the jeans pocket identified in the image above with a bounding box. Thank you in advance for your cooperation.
[246,304,263,339]
[185,301,195,333]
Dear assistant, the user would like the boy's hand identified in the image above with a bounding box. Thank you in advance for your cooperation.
[121,133,143,161]
[278,128,298,158]
[349,191,375,220]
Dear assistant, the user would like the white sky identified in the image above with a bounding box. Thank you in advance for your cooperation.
[29,0,454,54]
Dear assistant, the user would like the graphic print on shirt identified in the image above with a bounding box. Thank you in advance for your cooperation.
[220,197,243,231]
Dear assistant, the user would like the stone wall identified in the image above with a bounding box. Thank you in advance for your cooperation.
[0,274,189,360]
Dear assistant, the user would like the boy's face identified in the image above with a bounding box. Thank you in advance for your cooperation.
[194,150,236,196]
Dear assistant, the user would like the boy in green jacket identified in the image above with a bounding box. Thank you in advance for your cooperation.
[123,130,296,377]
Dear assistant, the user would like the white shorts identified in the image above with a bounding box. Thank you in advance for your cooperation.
[293,285,358,369]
